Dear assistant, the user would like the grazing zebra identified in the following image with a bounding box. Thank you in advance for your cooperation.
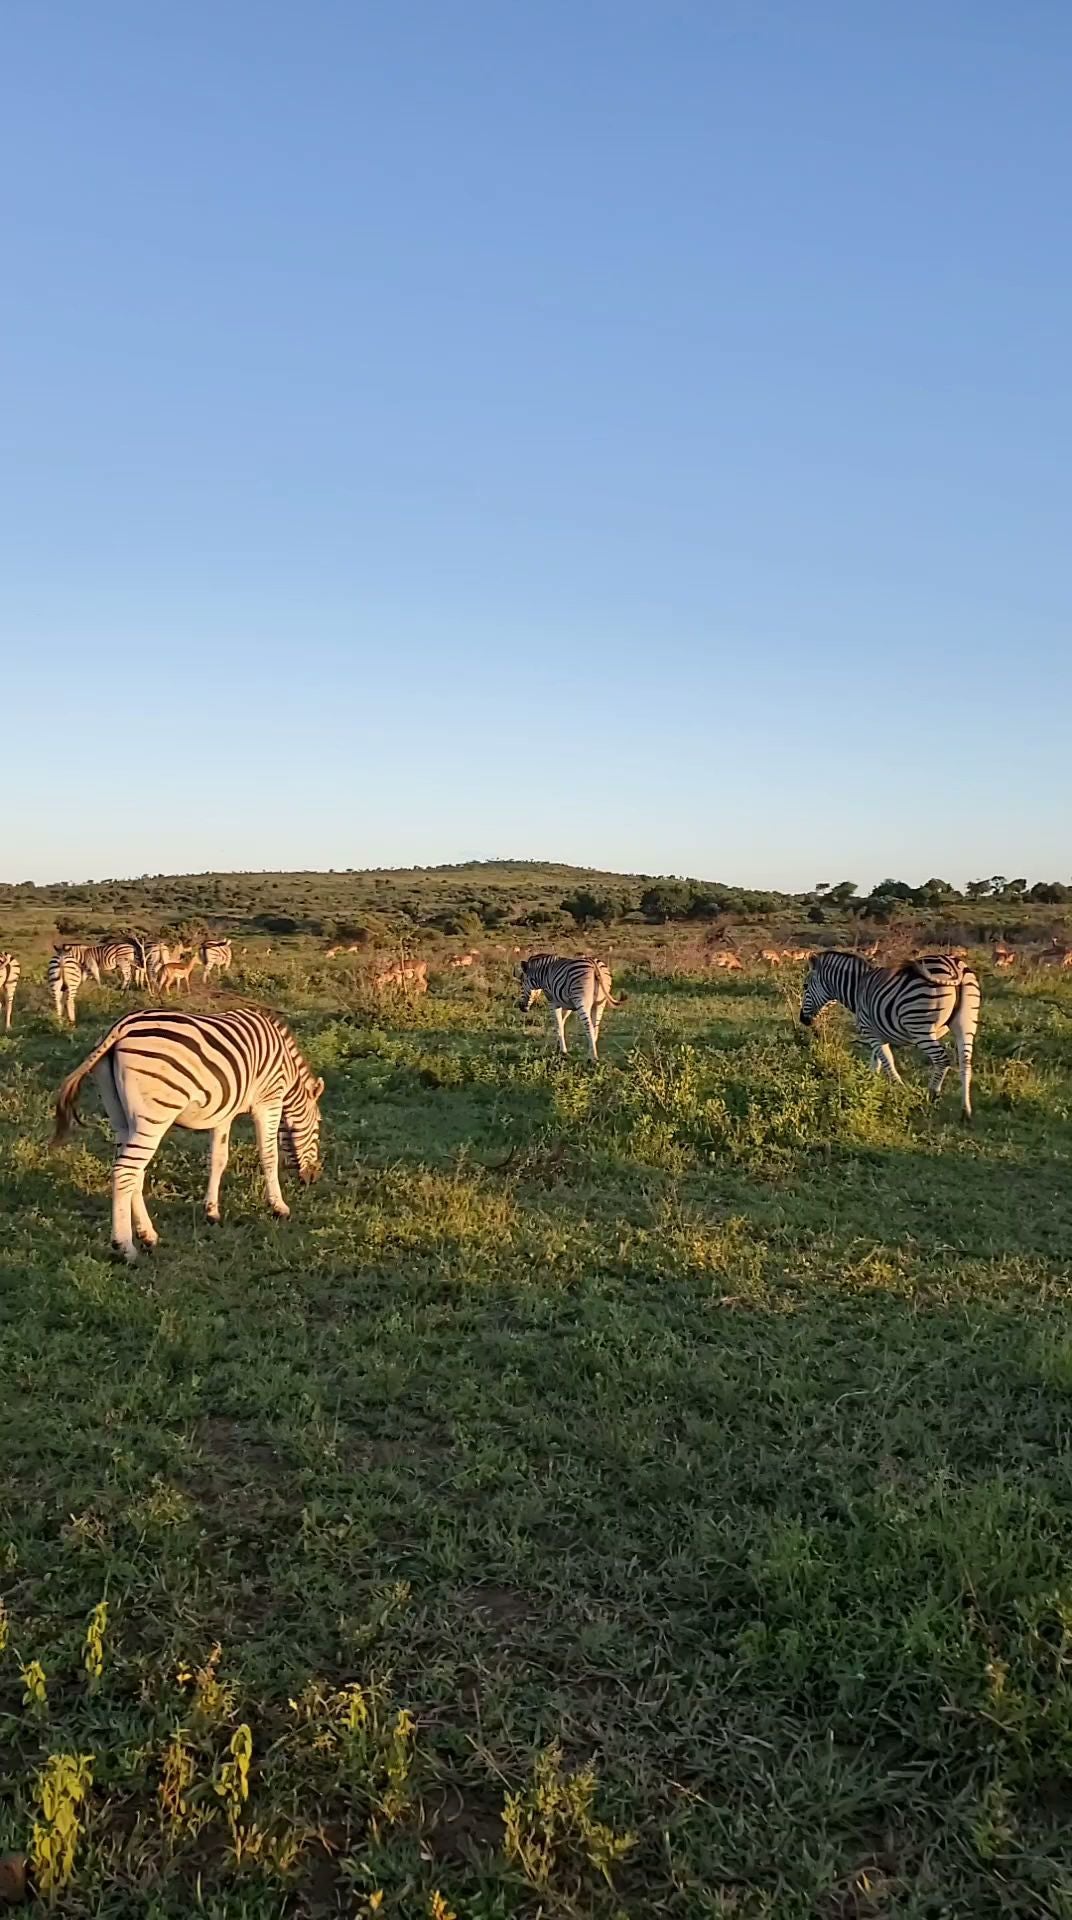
[95,938,143,988]
[199,938,233,977]
[56,941,133,986]
[799,950,981,1120]
[49,946,102,1023]
[0,952,19,1029]
[52,1007,325,1263]
[517,953,622,1061]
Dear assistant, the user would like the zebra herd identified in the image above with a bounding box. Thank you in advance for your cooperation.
[2,937,236,1026]
[0,937,992,1260]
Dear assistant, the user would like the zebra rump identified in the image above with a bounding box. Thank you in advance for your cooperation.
[517,953,624,1061]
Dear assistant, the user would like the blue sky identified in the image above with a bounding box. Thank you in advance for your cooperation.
[2,1,1068,888]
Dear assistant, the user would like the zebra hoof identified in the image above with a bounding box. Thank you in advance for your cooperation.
[110,1241,138,1266]
[272,1205,291,1221]
[205,1213,221,1227]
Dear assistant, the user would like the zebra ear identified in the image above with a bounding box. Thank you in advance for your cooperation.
[313,1076,325,1099]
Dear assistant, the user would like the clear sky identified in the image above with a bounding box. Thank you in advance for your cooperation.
[3,1,1068,889]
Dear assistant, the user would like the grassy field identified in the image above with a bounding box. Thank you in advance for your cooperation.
[2,941,1072,1916]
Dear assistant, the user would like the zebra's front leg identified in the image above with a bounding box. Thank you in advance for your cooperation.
[252,1103,289,1217]
[552,1006,570,1056]
[205,1123,232,1223]
[918,1040,951,1104]
[868,1041,902,1082]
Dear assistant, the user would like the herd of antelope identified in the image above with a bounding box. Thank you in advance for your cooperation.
[0,926,1069,1035]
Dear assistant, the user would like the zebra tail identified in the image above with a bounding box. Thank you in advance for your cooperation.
[52,1030,119,1146]
[949,966,982,1044]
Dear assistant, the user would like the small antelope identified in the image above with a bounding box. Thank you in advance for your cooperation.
[857,940,879,960]
[373,959,429,994]
[710,951,744,971]
[447,951,479,970]
[0,952,20,1029]
[759,948,783,967]
[782,949,811,963]
[1037,946,1072,969]
[992,946,1016,969]
[158,955,201,994]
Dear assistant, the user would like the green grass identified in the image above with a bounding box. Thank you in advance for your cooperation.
[3,950,1072,1916]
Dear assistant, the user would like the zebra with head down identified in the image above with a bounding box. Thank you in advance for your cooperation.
[799,949,981,1120]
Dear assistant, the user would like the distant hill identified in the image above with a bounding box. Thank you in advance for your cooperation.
[0,861,1066,947]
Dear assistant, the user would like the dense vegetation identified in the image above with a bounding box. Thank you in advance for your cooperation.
[1,860,1070,955]
[2,927,1072,1914]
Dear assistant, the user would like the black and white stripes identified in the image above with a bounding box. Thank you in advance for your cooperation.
[199,939,233,977]
[52,1006,324,1262]
[48,947,102,1023]
[799,949,981,1119]
[518,953,622,1061]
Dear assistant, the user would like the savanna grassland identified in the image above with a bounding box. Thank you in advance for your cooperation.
[3,918,1072,1918]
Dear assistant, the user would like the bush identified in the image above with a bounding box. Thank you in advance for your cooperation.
[562,890,619,928]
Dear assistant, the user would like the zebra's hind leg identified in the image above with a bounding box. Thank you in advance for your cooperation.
[92,1060,157,1249]
[917,1039,952,1106]
[253,1102,290,1218]
[3,989,12,1029]
[130,1185,159,1250]
[65,985,77,1024]
[111,1130,166,1263]
[552,1006,570,1056]
[205,1123,232,1222]
[581,1006,600,1062]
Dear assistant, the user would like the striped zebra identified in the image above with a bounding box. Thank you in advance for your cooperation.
[55,940,140,988]
[144,941,181,990]
[0,952,20,1029]
[799,950,981,1120]
[52,1007,325,1263]
[91,938,144,987]
[199,938,233,977]
[49,946,102,1023]
[517,953,623,1061]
